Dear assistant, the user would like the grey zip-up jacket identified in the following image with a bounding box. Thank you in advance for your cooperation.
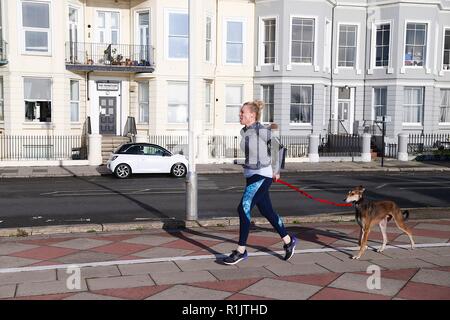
[237,122,282,174]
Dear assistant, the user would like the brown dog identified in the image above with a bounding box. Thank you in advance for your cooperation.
[344,186,415,259]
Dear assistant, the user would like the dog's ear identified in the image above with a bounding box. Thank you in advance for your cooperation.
[357,185,366,193]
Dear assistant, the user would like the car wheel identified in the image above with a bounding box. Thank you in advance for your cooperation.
[114,163,132,179]
[171,163,187,177]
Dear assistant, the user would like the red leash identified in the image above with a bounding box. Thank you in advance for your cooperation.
[276,179,353,207]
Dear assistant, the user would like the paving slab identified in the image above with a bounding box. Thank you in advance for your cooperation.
[240,278,322,300]
[414,223,450,232]
[418,255,450,267]
[123,235,176,246]
[410,269,450,287]
[146,284,231,300]
[375,258,437,270]
[87,275,155,291]
[287,252,344,265]
[233,255,286,268]
[63,292,123,300]
[265,263,330,277]
[395,234,446,244]
[0,284,16,299]
[175,259,237,272]
[119,261,181,275]
[50,238,113,250]
[0,243,38,255]
[0,270,56,286]
[315,259,375,273]
[422,246,450,256]
[329,273,406,297]
[133,247,193,258]
[210,267,275,281]
[57,265,121,281]
[380,247,438,259]
[16,279,87,297]
[327,249,390,261]
[0,256,39,268]
[53,251,119,264]
[150,270,217,285]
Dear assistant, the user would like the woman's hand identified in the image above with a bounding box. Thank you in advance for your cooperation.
[273,173,280,182]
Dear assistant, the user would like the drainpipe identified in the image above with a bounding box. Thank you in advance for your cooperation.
[329,2,336,134]
[213,0,219,135]
[363,4,369,135]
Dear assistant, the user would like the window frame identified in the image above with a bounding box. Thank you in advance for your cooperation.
[289,15,318,66]
[337,23,360,69]
[0,76,3,122]
[371,21,393,70]
[20,0,52,56]
[258,15,279,66]
[134,8,151,59]
[372,87,387,121]
[165,8,188,61]
[205,80,212,124]
[289,84,313,125]
[439,88,450,125]
[70,79,80,123]
[23,77,53,123]
[167,81,188,124]
[224,84,243,124]
[402,86,424,126]
[205,14,214,63]
[223,17,246,65]
[403,21,430,69]
[260,84,274,124]
[442,27,450,72]
[138,81,149,124]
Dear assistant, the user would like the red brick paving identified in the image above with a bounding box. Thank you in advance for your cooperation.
[90,242,151,255]
[11,246,78,260]
[277,273,342,287]
[11,293,76,300]
[380,268,419,281]
[407,228,450,239]
[246,235,284,247]
[87,235,138,242]
[309,287,391,300]
[19,237,77,246]
[189,278,262,293]
[28,260,63,267]
[396,282,450,300]
[161,239,221,251]
[93,285,172,300]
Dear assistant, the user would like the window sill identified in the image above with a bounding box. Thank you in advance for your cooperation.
[22,122,55,128]
[289,123,312,127]
[21,52,52,57]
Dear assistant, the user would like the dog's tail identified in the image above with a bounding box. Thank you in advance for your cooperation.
[402,210,410,221]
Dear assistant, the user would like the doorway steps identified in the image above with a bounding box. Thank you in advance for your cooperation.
[101,135,131,164]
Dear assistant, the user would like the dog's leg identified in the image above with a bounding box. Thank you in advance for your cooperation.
[393,209,415,250]
[353,227,370,260]
[377,217,388,252]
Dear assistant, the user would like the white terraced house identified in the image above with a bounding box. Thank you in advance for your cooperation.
[0,0,449,166]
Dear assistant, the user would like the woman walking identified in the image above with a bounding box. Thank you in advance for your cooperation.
[223,100,297,265]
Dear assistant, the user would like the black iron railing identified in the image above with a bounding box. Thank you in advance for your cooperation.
[408,133,450,154]
[319,134,362,157]
[65,42,154,68]
[0,135,87,160]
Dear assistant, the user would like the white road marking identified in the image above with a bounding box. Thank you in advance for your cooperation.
[0,242,448,274]
[376,183,388,189]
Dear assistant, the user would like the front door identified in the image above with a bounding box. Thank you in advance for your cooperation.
[337,87,354,134]
[99,96,116,134]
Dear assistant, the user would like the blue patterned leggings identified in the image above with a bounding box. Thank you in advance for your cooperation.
[237,174,288,246]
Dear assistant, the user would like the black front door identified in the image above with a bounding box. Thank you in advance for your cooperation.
[99,96,116,134]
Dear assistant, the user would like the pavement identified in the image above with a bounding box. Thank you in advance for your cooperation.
[0,159,450,178]
[0,218,450,300]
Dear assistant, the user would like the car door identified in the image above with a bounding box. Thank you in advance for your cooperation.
[122,144,145,173]
[141,145,168,173]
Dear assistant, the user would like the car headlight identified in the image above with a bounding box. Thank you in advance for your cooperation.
[111,155,118,161]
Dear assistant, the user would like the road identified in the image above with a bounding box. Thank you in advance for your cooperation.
[1,172,450,228]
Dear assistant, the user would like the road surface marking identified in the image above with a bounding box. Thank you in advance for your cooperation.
[0,242,448,274]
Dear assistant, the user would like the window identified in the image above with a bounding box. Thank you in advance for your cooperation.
[225,85,242,123]
[262,18,276,64]
[262,85,274,123]
[440,89,450,123]
[22,1,50,53]
[324,20,332,70]
[70,80,79,122]
[338,25,357,67]
[138,82,149,123]
[405,23,427,66]
[226,21,243,63]
[403,87,424,124]
[97,11,119,44]
[167,82,187,123]
[168,12,188,58]
[375,24,390,67]
[138,11,150,62]
[205,81,212,124]
[291,18,314,64]
[443,29,450,70]
[143,145,166,156]
[373,87,387,119]
[290,85,312,124]
[0,77,3,121]
[206,16,212,62]
[24,78,52,122]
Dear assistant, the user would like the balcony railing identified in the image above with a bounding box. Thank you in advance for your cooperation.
[0,40,8,65]
[65,42,155,72]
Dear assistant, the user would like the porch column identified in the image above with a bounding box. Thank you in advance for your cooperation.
[361,133,371,162]
[398,133,409,161]
[88,134,103,166]
[309,134,319,162]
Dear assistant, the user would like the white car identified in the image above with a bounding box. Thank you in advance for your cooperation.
[106,143,188,178]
